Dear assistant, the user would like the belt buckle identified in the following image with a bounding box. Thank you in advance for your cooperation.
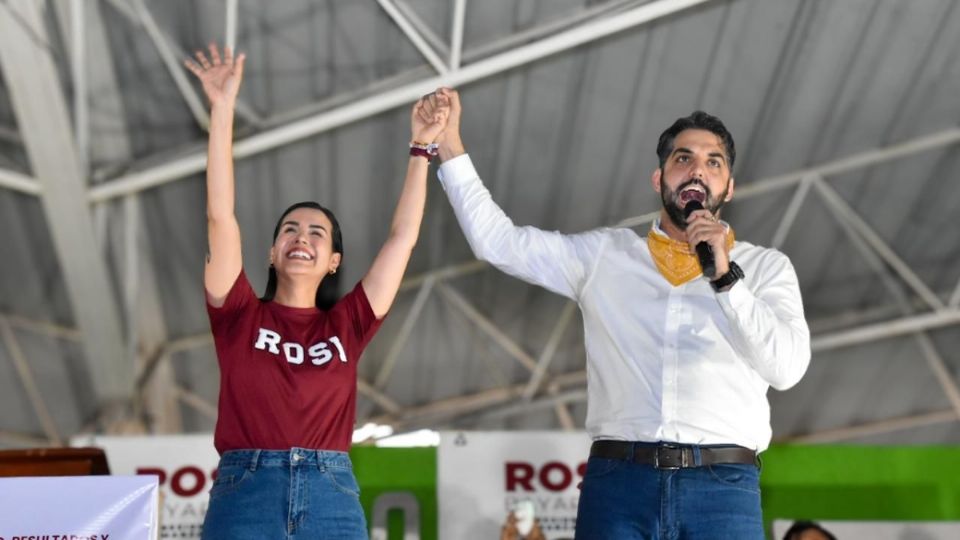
[655,444,682,470]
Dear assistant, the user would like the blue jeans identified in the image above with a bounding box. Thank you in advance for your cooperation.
[574,445,763,540]
[201,448,367,540]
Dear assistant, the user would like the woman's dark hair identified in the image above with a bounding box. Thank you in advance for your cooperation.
[261,201,343,310]
[783,520,836,540]
[656,110,736,170]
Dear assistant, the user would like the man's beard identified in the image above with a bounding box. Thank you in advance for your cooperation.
[661,176,730,231]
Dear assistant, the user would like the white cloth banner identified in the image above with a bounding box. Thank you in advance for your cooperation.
[71,434,219,540]
[0,475,159,539]
[438,431,591,540]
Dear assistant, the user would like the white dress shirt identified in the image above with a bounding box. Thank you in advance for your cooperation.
[438,154,811,452]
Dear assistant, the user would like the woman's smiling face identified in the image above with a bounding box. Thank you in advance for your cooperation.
[270,207,341,280]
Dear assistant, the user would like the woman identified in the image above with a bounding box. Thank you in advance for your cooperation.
[185,44,448,539]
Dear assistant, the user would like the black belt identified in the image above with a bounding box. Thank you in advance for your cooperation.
[590,440,757,469]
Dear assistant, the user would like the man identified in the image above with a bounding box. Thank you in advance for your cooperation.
[421,89,811,539]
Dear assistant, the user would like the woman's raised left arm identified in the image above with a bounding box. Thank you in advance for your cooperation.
[362,93,449,318]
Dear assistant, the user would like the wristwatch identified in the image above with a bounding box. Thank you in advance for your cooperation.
[710,262,744,292]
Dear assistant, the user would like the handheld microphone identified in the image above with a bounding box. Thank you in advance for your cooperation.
[683,200,716,278]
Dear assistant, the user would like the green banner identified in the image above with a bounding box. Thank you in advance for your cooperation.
[352,446,438,539]
[352,444,960,539]
[761,445,960,531]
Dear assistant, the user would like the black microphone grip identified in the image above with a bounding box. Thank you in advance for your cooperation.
[683,201,716,278]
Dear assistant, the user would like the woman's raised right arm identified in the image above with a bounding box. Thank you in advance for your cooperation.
[185,44,246,306]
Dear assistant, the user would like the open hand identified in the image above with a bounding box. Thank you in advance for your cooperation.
[184,43,245,109]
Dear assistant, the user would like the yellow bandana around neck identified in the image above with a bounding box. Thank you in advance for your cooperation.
[647,224,736,286]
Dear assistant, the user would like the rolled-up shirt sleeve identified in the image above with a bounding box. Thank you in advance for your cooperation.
[438,154,603,300]
[716,250,811,390]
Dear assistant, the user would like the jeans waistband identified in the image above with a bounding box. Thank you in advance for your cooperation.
[218,448,352,471]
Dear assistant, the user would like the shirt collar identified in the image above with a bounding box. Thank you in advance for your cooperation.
[651,216,731,238]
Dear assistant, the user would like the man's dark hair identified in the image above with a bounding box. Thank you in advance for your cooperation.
[262,201,343,310]
[656,110,736,170]
[783,520,837,540]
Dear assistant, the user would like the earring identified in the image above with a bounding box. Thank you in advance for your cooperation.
[330,269,337,275]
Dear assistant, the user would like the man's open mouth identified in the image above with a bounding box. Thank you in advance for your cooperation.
[679,184,706,205]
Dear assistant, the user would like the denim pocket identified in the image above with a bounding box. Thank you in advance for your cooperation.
[326,466,361,498]
[208,465,251,500]
[583,457,625,480]
[706,463,760,494]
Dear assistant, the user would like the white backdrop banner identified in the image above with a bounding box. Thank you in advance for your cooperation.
[438,431,592,540]
[72,434,219,540]
[0,475,159,540]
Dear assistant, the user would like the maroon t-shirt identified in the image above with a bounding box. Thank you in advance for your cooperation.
[206,271,383,454]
